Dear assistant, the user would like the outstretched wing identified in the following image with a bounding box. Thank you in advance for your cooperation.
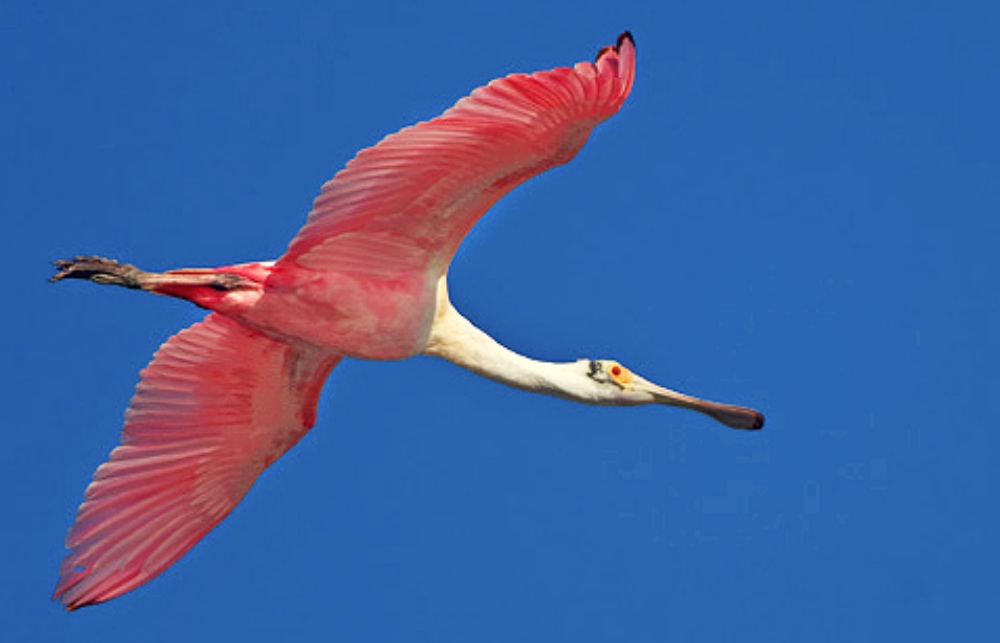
[276,32,636,281]
[54,314,341,609]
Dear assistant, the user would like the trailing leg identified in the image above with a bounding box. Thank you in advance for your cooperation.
[51,255,261,310]
[51,256,154,289]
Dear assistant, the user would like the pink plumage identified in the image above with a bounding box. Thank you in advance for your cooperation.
[284,33,635,275]
[54,33,644,609]
[54,314,339,608]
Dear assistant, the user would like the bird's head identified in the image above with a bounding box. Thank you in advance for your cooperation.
[579,359,764,430]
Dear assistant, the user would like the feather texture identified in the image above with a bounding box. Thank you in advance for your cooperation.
[279,33,636,281]
[54,315,340,609]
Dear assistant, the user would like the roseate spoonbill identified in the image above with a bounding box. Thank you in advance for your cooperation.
[51,31,763,610]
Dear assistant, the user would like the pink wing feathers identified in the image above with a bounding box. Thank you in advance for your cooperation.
[54,314,340,609]
[278,32,636,281]
[54,32,636,609]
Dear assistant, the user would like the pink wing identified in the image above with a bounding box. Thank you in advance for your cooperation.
[54,314,341,609]
[276,32,636,281]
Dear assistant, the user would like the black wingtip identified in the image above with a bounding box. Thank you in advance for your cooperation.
[596,31,635,62]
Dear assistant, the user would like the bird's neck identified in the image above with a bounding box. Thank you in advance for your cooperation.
[423,279,593,402]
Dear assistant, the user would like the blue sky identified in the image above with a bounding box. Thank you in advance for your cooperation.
[4,1,998,640]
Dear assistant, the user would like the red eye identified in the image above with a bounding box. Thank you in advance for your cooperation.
[611,366,622,377]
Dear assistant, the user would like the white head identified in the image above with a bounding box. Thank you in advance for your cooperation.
[424,298,763,431]
[574,359,764,430]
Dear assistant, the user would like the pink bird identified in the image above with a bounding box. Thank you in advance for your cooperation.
[51,32,763,610]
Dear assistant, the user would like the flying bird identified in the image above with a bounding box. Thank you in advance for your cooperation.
[51,31,763,610]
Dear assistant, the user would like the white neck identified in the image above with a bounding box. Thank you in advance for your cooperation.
[423,278,598,403]
[421,277,765,430]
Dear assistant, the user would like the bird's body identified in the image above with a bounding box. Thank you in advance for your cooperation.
[52,32,763,610]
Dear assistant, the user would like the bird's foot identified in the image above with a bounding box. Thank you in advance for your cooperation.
[51,256,149,289]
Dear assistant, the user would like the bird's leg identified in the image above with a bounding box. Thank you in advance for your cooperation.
[51,256,155,289]
[51,255,253,294]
